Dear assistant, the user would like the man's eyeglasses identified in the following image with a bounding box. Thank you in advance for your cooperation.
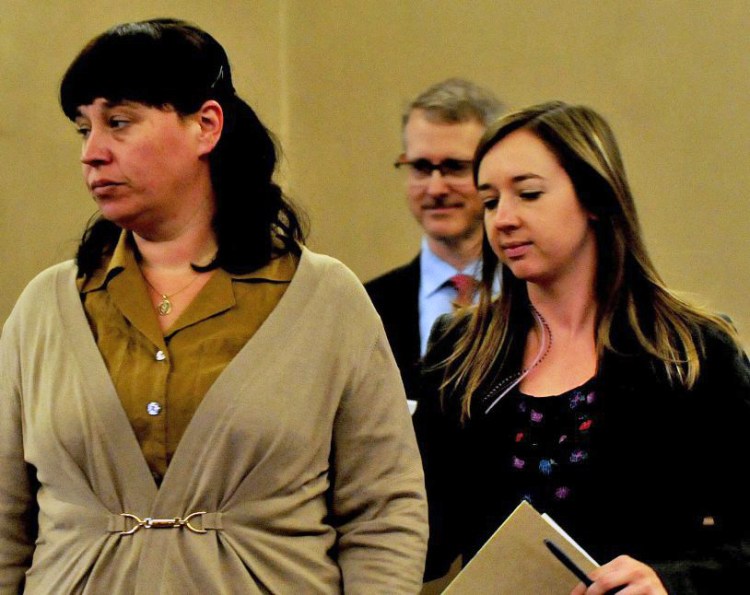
[393,158,473,181]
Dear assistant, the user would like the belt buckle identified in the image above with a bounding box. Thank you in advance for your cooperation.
[119,511,208,536]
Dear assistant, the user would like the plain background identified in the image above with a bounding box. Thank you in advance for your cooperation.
[2,0,748,340]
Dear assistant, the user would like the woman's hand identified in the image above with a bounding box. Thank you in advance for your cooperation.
[569,555,667,595]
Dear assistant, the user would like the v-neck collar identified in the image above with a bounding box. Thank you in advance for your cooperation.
[57,248,316,505]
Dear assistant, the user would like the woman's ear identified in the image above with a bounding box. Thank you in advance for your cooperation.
[195,100,224,156]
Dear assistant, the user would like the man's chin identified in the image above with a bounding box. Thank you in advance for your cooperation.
[424,228,469,245]
[423,216,470,234]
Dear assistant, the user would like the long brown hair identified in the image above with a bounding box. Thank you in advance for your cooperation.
[441,101,739,421]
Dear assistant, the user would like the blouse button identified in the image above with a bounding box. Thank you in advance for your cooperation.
[147,401,162,416]
[155,350,166,361]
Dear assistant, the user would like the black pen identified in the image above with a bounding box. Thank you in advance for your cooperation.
[543,538,593,587]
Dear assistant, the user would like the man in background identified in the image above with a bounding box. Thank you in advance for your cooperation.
[365,79,504,411]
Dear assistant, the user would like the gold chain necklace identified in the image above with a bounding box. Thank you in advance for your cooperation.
[141,271,203,316]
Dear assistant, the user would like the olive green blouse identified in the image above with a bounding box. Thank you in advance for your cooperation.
[78,232,297,482]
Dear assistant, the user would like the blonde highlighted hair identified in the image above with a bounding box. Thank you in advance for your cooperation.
[441,101,739,421]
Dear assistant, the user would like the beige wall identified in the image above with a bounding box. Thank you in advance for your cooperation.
[2,0,749,337]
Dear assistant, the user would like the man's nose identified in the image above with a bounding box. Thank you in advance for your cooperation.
[425,169,450,195]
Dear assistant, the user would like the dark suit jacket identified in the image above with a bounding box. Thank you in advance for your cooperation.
[364,256,421,401]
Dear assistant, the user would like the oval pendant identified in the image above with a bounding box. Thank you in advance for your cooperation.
[158,296,172,316]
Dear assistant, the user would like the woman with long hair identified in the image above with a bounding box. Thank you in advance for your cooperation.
[0,19,427,593]
[415,101,750,593]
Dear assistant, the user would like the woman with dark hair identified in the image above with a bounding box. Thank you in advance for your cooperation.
[0,19,427,593]
[415,101,750,593]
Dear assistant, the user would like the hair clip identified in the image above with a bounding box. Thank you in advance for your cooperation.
[210,65,224,89]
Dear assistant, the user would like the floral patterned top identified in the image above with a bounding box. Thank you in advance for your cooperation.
[506,377,598,520]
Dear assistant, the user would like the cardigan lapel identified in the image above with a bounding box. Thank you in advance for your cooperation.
[152,249,315,505]
[55,262,158,508]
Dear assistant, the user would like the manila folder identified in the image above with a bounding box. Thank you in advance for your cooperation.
[443,500,598,594]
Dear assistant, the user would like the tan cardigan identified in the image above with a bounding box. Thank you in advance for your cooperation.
[0,248,427,594]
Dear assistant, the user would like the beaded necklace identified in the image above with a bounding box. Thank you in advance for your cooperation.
[482,306,553,414]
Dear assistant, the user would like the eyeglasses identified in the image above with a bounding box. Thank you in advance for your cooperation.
[393,158,473,181]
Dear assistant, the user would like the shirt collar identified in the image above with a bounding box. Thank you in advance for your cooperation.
[78,230,298,342]
[79,230,132,293]
[79,230,297,293]
[419,236,482,298]
[230,252,297,283]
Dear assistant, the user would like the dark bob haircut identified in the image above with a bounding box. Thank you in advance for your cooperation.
[61,18,305,277]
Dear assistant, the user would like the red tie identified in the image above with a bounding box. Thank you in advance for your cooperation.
[448,274,477,308]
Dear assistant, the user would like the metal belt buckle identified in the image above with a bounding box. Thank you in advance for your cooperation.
[119,511,208,536]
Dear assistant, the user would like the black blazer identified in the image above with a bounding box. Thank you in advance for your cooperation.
[364,256,421,401]
[415,315,750,592]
